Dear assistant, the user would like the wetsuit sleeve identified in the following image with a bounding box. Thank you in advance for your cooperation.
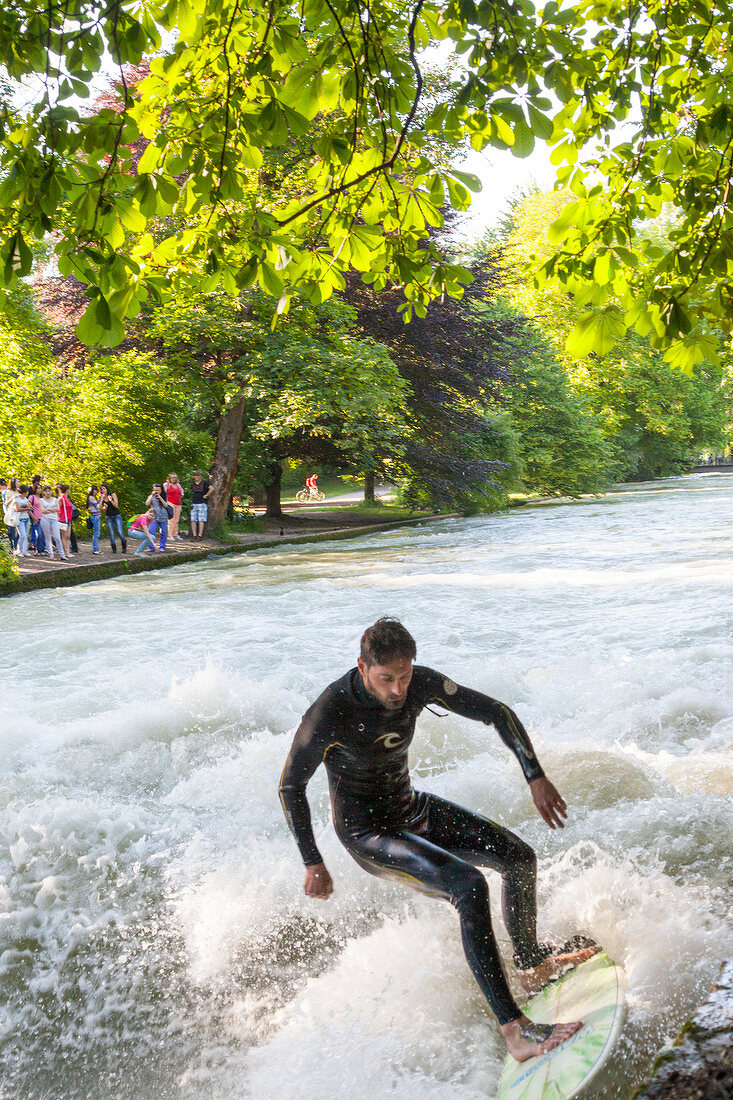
[279,697,334,866]
[422,668,545,783]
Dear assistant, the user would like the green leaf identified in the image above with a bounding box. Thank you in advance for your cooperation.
[105,219,126,250]
[566,307,626,357]
[137,141,161,174]
[118,201,147,234]
[446,176,471,210]
[528,104,554,141]
[76,301,105,345]
[593,251,614,284]
[511,116,535,158]
[490,113,514,147]
[661,296,692,338]
[451,169,482,193]
[259,263,284,296]
[547,201,581,245]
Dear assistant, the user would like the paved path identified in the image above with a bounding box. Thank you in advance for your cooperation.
[12,501,426,580]
[14,533,222,577]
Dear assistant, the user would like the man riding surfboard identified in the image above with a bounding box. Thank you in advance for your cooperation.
[279,618,596,1062]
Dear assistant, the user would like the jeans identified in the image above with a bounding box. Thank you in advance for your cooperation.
[31,519,45,552]
[105,514,125,547]
[89,512,101,551]
[17,516,30,555]
[40,515,65,558]
[5,525,18,551]
[129,529,154,554]
[148,518,168,550]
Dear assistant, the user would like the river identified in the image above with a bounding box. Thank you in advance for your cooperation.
[1,473,731,1099]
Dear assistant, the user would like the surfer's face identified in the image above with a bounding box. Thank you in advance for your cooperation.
[358,656,414,710]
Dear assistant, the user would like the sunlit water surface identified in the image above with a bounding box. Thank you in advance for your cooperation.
[1,474,732,1099]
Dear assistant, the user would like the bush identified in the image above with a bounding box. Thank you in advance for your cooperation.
[0,535,18,582]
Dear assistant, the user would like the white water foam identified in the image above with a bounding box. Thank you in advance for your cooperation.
[0,474,731,1098]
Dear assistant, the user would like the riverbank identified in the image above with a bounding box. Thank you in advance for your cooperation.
[0,510,459,597]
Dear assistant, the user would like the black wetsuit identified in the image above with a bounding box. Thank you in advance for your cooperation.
[279,665,552,1026]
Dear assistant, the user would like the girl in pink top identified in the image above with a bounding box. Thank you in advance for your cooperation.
[28,486,44,554]
[128,510,156,554]
[57,483,73,559]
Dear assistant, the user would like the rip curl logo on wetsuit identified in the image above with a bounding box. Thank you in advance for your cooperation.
[374,732,404,749]
[442,678,458,695]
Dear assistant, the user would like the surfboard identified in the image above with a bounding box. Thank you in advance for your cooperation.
[497,950,625,1100]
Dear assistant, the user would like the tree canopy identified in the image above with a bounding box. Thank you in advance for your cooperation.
[496,188,731,478]
[2,0,733,366]
[0,289,207,507]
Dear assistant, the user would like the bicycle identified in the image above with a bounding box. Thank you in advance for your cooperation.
[295,486,326,503]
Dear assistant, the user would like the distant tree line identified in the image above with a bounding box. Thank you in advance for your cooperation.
[1,190,730,532]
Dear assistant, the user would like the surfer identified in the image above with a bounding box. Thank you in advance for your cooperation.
[279,618,595,1062]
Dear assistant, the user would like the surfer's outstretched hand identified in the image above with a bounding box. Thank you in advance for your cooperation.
[501,1017,582,1063]
[529,777,567,829]
[304,862,334,899]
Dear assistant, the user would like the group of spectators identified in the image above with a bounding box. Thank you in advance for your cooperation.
[2,470,212,561]
[697,453,731,466]
[126,471,211,555]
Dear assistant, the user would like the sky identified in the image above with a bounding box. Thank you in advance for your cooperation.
[455,140,558,242]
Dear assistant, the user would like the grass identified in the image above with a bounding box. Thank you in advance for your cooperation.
[220,513,266,541]
[274,497,425,521]
[347,500,427,520]
[279,466,365,498]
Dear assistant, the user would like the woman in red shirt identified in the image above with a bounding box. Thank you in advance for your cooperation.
[164,472,184,540]
[57,484,73,559]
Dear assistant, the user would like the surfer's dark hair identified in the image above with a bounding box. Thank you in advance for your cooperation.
[360,618,417,667]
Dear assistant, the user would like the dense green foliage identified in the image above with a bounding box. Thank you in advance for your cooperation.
[497,190,731,482]
[2,0,733,370]
[0,292,208,511]
[0,537,18,581]
[140,289,408,517]
[492,308,613,495]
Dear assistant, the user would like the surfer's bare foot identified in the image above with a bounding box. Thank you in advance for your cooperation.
[518,944,599,992]
[501,1015,583,1062]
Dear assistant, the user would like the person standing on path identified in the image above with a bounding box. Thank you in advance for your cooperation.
[2,478,20,554]
[27,481,45,554]
[57,484,73,559]
[100,484,126,553]
[39,486,66,560]
[145,484,170,550]
[189,471,211,540]
[164,473,183,540]
[86,485,102,554]
[280,618,596,1064]
[13,485,32,556]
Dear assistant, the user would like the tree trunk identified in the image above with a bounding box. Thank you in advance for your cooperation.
[364,470,375,502]
[265,462,284,517]
[207,396,247,530]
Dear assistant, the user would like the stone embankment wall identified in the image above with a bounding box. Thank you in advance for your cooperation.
[0,514,458,598]
[634,959,733,1099]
